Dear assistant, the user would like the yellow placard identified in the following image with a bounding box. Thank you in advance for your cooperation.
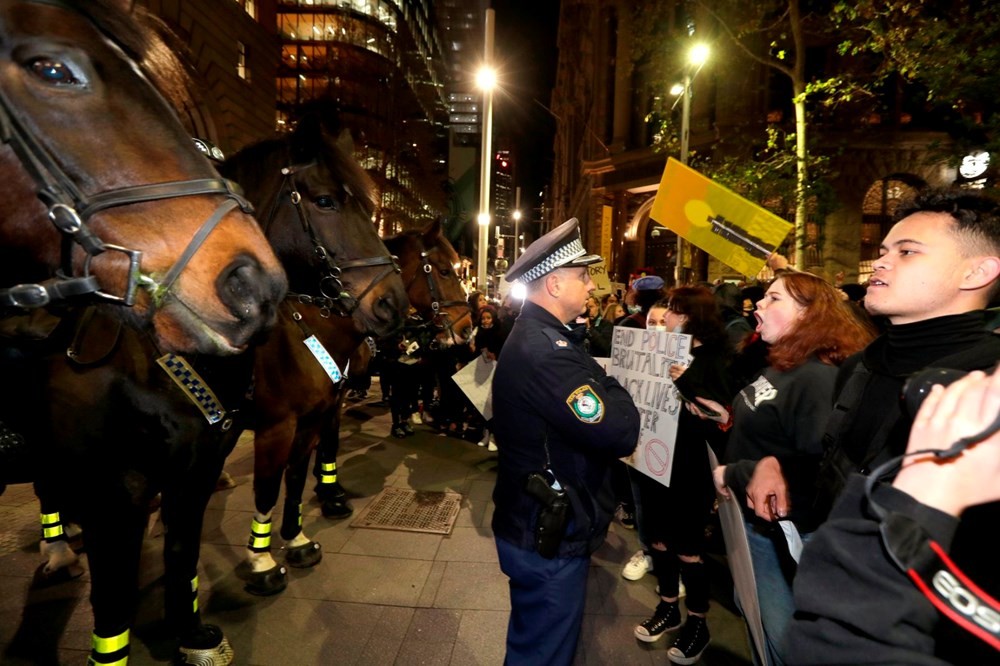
[649,158,793,277]
[588,260,612,293]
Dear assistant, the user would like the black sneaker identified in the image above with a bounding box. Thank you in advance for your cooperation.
[402,422,414,436]
[633,601,681,642]
[391,424,407,438]
[667,615,710,664]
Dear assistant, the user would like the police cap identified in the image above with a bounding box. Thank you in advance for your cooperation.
[505,217,601,284]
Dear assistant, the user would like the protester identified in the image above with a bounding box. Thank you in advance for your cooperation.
[471,304,506,450]
[713,282,754,350]
[692,272,875,665]
[632,289,735,664]
[620,275,665,328]
[786,367,1000,663]
[584,295,613,357]
[745,188,1000,663]
[492,218,640,665]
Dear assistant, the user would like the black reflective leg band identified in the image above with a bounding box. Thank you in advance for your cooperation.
[40,511,65,542]
[88,628,129,665]
[906,539,1000,651]
[248,518,272,552]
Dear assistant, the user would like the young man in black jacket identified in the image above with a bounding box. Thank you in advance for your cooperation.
[741,189,1000,662]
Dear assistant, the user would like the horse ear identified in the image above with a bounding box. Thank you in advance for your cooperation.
[422,217,443,243]
[335,128,355,157]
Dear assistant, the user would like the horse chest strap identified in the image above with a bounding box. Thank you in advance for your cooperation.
[302,335,345,385]
[157,354,227,425]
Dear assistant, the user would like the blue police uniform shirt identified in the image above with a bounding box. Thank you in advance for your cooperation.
[491,300,640,557]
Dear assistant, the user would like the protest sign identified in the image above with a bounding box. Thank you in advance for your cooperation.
[607,326,693,486]
[650,158,792,277]
[587,260,612,293]
[452,354,495,420]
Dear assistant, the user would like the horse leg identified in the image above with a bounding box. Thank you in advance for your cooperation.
[84,490,148,666]
[33,479,84,583]
[244,424,292,596]
[280,443,322,568]
[159,430,238,665]
[313,392,352,518]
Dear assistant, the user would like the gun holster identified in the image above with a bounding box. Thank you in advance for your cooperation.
[525,471,569,559]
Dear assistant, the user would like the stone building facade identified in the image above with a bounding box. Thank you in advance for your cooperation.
[549,0,962,287]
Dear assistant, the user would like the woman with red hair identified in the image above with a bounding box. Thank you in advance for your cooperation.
[692,271,875,666]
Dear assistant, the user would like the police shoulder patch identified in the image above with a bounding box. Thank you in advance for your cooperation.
[566,384,604,423]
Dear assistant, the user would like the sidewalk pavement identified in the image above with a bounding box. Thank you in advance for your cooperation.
[0,395,752,665]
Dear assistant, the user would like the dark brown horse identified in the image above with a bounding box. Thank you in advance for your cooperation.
[237,220,473,595]
[0,106,403,664]
[0,0,286,355]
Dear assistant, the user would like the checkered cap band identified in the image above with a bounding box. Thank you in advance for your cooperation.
[517,237,587,284]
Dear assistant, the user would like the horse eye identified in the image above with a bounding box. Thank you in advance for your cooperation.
[315,195,338,211]
[28,58,83,86]
[439,267,451,276]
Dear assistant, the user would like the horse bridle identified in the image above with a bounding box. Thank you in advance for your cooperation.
[0,0,254,311]
[403,241,471,345]
[263,163,399,318]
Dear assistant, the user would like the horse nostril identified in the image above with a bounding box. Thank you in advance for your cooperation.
[218,256,265,321]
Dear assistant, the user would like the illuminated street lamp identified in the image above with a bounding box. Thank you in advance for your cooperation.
[512,209,522,260]
[476,10,496,294]
[673,42,710,284]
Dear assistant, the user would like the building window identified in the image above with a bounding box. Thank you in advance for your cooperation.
[237,42,249,81]
[235,0,256,20]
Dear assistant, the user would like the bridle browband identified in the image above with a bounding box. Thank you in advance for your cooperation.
[0,0,254,311]
[262,163,399,318]
[400,238,470,346]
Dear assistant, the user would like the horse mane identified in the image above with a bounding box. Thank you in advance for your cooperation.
[66,0,199,114]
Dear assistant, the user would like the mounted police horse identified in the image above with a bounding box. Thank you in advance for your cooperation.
[0,0,286,353]
[233,219,473,596]
[1,105,401,666]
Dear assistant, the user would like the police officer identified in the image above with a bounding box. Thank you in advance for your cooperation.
[492,218,640,665]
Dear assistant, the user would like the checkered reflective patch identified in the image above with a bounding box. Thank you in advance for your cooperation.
[157,354,226,424]
[303,335,343,384]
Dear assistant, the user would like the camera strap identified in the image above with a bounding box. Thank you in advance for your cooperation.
[864,411,1000,650]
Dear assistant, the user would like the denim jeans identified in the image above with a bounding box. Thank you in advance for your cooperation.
[740,522,812,666]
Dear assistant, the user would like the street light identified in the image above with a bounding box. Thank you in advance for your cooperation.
[673,41,709,284]
[476,9,496,295]
[512,209,522,260]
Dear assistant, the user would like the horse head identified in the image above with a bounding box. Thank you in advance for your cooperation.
[222,102,408,339]
[385,219,473,348]
[0,0,288,354]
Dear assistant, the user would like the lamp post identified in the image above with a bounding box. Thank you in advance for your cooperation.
[476,9,496,295]
[673,42,709,286]
[511,185,522,260]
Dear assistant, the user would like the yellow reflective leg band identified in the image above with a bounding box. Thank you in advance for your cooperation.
[319,461,337,484]
[191,575,199,614]
[89,628,129,664]
[249,518,272,550]
[298,503,303,527]
[40,512,64,540]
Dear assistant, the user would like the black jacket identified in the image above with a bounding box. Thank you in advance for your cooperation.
[786,475,962,665]
[491,301,640,557]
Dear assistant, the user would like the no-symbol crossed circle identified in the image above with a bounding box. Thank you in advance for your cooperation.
[643,439,670,477]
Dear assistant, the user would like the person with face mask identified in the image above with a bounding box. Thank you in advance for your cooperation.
[631,288,736,663]
[691,273,876,666]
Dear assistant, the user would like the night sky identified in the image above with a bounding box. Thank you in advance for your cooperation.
[490,0,561,216]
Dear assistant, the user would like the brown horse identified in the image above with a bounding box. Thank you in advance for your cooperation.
[0,105,402,664]
[238,220,472,595]
[0,0,286,355]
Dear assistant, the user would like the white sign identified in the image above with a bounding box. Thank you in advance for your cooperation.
[607,326,692,486]
[452,355,496,420]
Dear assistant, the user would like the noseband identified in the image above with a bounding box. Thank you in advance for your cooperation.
[264,163,399,318]
[0,2,253,311]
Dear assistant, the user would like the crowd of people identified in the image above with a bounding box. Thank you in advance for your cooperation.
[335,188,1000,665]
[484,189,1000,665]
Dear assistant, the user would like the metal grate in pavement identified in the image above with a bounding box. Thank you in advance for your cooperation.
[350,487,462,535]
